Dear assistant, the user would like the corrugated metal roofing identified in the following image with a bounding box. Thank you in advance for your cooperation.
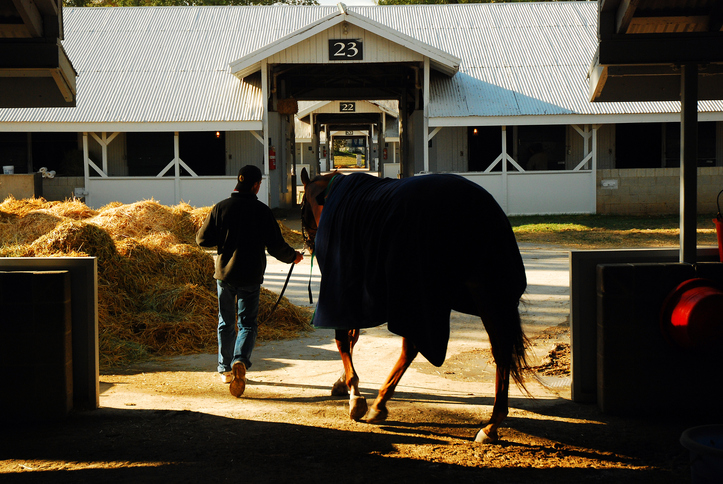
[1,2,722,127]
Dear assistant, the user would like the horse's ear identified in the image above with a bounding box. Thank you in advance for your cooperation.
[301,168,310,187]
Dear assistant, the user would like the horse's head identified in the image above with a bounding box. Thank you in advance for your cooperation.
[300,168,338,252]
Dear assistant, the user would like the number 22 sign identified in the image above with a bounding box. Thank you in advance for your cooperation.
[329,39,363,61]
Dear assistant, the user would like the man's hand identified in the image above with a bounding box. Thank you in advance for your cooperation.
[294,251,304,264]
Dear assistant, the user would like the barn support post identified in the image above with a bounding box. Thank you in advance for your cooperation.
[423,57,430,173]
[680,63,698,264]
[400,89,408,178]
[591,125,599,213]
[173,132,181,204]
[82,132,90,206]
[501,126,509,213]
[262,59,270,196]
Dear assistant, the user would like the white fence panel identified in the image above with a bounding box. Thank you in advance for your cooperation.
[507,171,593,215]
[87,176,271,209]
[457,173,505,208]
[179,177,248,208]
[457,171,594,215]
[87,178,176,208]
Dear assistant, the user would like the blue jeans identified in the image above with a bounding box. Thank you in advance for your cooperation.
[216,280,260,374]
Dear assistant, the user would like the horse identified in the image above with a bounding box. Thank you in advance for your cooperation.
[300,168,530,443]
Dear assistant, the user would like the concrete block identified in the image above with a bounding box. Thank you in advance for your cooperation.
[0,257,98,411]
[596,262,721,417]
[0,173,42,199]
[0,270,73,420]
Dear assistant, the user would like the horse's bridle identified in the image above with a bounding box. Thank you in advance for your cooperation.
[300,173,339,253]
[300,193,317,252]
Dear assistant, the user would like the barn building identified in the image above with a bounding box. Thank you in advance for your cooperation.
[2,1,723,215]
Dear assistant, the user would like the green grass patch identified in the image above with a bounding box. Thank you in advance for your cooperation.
[509,213,719,249]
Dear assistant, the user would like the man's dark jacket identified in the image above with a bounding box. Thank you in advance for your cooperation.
[196,192,297,286]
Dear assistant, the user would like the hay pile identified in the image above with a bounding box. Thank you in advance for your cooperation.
[0,196,312,368]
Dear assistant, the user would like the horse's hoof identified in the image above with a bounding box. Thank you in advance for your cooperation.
[349,394,368,421]
[365,407,388,424]
[331,377,349,396]
[474,428,497,444]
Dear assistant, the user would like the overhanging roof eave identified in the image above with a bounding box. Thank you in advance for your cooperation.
[0,120,264,132]
[229,7,459,79]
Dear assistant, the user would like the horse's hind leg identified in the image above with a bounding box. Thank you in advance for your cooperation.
[475,365,510,443]
[335,329,367,420]
[473,302,529,444]
[367,337,418,424]
[331,329,359,396]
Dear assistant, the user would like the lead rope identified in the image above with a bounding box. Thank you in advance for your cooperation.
[262,260,295,324]
[308,251,315,304]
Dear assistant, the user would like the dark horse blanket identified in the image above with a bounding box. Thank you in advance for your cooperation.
[313,173,526,367]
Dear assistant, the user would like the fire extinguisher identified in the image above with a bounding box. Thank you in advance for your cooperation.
[383,148,388,160]
[322,146,327,158]
[269,146,276,170]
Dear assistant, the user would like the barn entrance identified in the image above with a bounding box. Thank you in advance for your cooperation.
[228,7,461,209]
[270,61,417,206]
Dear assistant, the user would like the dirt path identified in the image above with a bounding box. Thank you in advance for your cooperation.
[0,247,695,483]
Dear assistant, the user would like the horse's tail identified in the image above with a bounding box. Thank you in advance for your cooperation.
[484,301,532,396]
[508,307,531,395]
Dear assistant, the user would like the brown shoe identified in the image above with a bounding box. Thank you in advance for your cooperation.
[229,361,246,397]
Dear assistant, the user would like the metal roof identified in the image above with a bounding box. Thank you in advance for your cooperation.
[2,2,722,129]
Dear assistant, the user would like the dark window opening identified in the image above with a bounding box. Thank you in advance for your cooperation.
[468,126,501,172]
[0,132,82,176]
[126,132,174,177]
[32,133,82,176]
[0,132,28,173]
[516,125,566,171]
[664,122,717,168]
[179,131,226,176]
[615,123,663,169]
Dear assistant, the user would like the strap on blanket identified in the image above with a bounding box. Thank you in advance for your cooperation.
[323,174,339,203]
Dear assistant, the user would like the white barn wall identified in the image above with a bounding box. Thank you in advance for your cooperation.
[596,124,615,169]
[269,23,423,65]
[226,131,265,174]
[86,133,127,176]
[431,126,467,173]
[567,126,584,170]
[108,133,127,176]
[410,109,423,173]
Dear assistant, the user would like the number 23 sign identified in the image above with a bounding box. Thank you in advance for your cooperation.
[329,39,363,61]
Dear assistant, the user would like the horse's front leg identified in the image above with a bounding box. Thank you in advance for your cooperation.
[335,329,367,421]
[474,365,510,443]
[367,337,418,424]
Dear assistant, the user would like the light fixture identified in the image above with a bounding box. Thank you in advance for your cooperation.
[473,128,478,136]
[216,131,221,138]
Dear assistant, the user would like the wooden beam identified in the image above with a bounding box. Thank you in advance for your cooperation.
[615,0,639,34]
[627,16,708,34]
[710,2,723,32]
[598,35,723,65]
[11,0,43,38]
